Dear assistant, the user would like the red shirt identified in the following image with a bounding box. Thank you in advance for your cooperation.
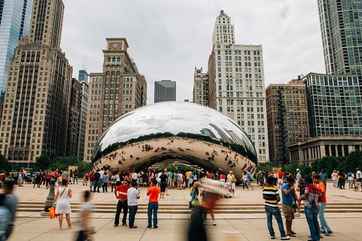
[115,184,129,200]
[147,186,160,203]
[317,182,327,203]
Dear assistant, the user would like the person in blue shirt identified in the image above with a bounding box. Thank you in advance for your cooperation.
[281,176,297,237]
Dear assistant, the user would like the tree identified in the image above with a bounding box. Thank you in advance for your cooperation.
[0,155,11,172]
[36,154,52,170]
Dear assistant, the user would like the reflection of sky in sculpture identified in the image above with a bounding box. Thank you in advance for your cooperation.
[96,102,256,160]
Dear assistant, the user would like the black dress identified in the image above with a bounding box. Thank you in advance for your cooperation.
[187,206,208,241]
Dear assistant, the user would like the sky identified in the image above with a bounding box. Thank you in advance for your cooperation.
[61,0,325,104]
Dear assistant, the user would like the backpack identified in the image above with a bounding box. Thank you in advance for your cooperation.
[0,206,10,240]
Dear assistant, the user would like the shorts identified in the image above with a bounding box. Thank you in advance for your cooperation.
[282,204,295,221]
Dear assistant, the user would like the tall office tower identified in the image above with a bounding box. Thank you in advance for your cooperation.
[208,10,269,162]
[193,67,209,106]
[84,38,147,162]
[77,71,89,161]
[154,80,176,103]
[67,78,81,157]
[266,79,309,164]
[0,0,33,94]
[0,0,73,163]
[305,73,362,138]
[318,0,362,75]
[78,69,89,82]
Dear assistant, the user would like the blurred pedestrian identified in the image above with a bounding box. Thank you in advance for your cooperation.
[0,193,11,241]
[3,179,17,240]
[187,179,227,241]
[147,179,160,228]
[75,191,94,241]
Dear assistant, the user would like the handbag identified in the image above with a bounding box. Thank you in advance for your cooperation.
[49,207,56,219]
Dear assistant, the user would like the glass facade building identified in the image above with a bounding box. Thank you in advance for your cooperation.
[318,0,362,75]
[154,80,176,103]
[305,73,362,137]
[0,0,32,94]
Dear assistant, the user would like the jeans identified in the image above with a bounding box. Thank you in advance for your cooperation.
[319,203,331,233]
[128,206,138,228]
[265,206,286,237]
[115,200,128,225]
[148,203,159,227]
[305,207,320,241]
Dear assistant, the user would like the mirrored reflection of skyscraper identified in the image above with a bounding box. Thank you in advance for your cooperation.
[0,0,33,94]
[154,80,176,103]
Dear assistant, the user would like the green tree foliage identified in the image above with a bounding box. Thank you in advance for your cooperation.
[0,155,11,172]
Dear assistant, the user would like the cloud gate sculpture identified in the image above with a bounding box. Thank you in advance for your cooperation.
[92,102,257,179]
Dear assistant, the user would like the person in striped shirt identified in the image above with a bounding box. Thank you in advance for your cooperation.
[263,176,290,240]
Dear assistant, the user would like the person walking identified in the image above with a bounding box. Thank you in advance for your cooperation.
[262,176,290,240]
[302,176,321,241]
[114,180,129,227]
[147,179,160,229]
[315,175,333,236]
[0,193,11,241]
[127,180,140,229]
[281,176,297,237]
[3,179,17,240]
[75,191,94,241]
[55,179,72,229]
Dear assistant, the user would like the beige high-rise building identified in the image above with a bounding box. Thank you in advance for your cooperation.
[0,0,72,163]
[207,10,269,162]
[84,38,147,162]
[193,67,209,106]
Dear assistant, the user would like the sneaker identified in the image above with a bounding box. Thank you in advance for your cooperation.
[270,236,276,240]
[129,226,138,229]
[154,226,159,229]
[281,236,290,240]
[147,226,152,229]
[212,221,217,226]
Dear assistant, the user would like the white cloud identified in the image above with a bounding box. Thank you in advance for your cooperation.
[61,0,325,103]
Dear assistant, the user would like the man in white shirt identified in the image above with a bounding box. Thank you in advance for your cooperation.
[127,181,140,229]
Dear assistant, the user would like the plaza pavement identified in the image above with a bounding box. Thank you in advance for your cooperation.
[8,183,362,241]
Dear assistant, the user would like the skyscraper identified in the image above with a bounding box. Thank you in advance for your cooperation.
[154,80,176,103]
[84,38,147,162]
[208,10,269,162]
[67,78,81,157]
[193,67,209,106]
[266,79,309,164]
[77,71,89,161]
[318,0,362,75]
[0,0,33,94]
[288,1,362,163]
[0,0,73,163]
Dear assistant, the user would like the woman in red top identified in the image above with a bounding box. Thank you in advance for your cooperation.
[147,179,160,228]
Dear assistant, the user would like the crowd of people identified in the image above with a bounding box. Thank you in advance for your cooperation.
[1,165,361,241]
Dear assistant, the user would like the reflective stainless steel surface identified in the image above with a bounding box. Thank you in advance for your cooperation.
[93,102,257,177]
